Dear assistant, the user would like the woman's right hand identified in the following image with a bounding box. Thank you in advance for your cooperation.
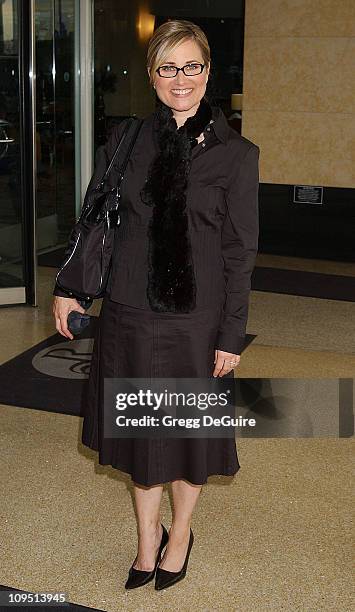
[52,296,86,340]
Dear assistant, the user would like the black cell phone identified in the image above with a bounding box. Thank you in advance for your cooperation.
[67,298,92,336]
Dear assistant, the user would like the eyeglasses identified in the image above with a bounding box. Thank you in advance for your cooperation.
[156,63,205,78]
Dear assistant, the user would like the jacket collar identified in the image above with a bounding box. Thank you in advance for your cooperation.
[210,106,229,145]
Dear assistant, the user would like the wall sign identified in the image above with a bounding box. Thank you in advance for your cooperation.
[293,185,323,205]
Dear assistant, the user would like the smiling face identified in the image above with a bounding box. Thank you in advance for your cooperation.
[150,38,210,121]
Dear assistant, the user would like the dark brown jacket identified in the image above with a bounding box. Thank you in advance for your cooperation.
[54,105,260,355]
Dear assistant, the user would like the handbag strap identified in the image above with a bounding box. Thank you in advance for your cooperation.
[98,117,144,189]
[117,118,144,181]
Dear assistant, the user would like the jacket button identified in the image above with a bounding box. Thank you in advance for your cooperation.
[202,143,206,147]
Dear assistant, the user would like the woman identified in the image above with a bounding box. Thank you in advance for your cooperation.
[52,20,259,591]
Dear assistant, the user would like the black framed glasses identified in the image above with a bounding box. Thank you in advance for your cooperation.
[156,63,205,78]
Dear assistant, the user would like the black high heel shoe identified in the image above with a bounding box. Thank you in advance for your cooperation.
[125,523,169,589]
[155,528,194,590]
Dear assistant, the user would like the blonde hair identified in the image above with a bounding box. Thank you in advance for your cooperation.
[147,20,210,86]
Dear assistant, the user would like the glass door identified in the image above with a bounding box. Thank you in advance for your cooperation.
[0,0,33,305]
[0,0,79,307]
[35,0,77,265]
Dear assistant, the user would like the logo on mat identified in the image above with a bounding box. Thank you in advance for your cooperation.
[32,339,94,379]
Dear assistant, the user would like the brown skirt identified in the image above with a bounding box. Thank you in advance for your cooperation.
[81,295,240,486]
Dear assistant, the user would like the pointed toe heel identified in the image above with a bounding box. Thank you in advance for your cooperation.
[155,528,194,591]
[124,523,169,589]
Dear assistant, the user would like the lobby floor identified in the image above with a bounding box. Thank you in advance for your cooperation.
[0,256,353,611]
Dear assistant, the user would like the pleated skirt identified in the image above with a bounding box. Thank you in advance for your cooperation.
[81,294,240,486]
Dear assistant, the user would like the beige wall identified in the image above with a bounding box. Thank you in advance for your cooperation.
[242,1,355,188]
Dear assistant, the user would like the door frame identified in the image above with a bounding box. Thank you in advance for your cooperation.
[78,0,94,210]
[24,0,37,306]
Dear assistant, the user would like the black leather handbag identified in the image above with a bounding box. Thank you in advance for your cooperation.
[55,117,143,301]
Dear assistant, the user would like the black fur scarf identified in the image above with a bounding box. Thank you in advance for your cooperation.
[140,96,212,312]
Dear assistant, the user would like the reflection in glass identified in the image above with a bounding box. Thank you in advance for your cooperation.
[35,0,76,263]
[0,0,24,288]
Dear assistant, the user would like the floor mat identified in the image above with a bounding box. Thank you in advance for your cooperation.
[0,319,255,415]
[251,267,355,301]
[37,247,66,268]
[0,318,98,416]
[0,585,105,611]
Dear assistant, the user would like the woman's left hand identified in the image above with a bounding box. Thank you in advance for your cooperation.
[213,349,240,377]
